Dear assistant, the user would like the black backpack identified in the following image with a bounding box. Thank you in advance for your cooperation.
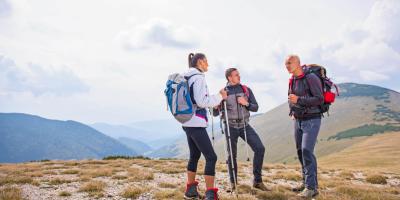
[289,64,339,115]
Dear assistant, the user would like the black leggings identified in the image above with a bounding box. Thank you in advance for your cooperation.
[183,127,217,176]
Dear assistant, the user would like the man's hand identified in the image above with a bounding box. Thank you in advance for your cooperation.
[237,96,249,106]
[220,89,228,100]
[288,94,299,104]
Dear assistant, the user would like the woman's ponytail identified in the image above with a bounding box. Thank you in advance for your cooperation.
[188,53,195,68]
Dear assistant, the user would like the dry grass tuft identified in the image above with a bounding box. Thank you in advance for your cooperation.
[25,171,43,177]
[49,178,72,185]
[79,168,113,178]
[112,175,128,180]
[318,177,346,189]
[0,186,23,200]
[127,167,154,181]
[121,186,149,199]
[79,180,106,197]
[79,175,92,182]
[152,161,186,174]
[153,189,182,199]
[237,184,255,194]
[366,174,387,185]
[0,175,35,186]
[338,170,355,180]
[159,182,178,189]
[58,191,72,197]
[42,170,57,175]
[61,169,79,174]
[63,161,80,166]
[271,171,302,181]
[79,180,105,192]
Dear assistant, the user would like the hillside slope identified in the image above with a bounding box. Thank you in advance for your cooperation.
[319,131,400,174]
[0,113,136,163]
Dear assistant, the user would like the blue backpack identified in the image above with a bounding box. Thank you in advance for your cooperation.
[165,73,199,123]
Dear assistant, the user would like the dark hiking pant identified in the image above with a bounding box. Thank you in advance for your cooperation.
[294,117,321,190]
[225,125,265,183]
[183,127,217,176]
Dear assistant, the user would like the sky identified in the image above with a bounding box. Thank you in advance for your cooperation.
[0,0,399,124]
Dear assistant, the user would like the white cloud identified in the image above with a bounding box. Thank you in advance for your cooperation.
[292,0,400,89]
[0,0,11,18]
[364,0,400,52]
[0,54,89,96]
[359,70,389,81]
[116,19,200,51]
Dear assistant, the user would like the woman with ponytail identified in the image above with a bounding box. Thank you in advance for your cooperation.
[182,53,227,200]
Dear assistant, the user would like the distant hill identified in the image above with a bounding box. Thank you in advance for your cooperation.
[0,113,136,163]
[91,121,183,150]
[90,123,152,142]
[128,119,184,139]
[117,137,153,155]
[148,138,187,158]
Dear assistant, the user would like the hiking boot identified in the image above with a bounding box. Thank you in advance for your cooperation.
[184,181,200,199]
[253,182,270,191]
[297,188,319,198]
[292,183,305,192]
[204,188,219,200]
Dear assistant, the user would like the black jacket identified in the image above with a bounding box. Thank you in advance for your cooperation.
[289,73,324,119]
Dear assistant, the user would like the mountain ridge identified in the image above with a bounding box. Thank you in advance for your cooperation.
[0,113,136,163]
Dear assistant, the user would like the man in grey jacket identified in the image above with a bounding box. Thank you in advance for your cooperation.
[214,68,268,191]
[286,54,324,198]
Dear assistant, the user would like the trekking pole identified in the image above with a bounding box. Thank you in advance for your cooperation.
[219,113,230,191]
[209,108,215,147]
[240,105,250,162]
[223,100,238,197]
[209,108,217,187]
[220,117,228,164]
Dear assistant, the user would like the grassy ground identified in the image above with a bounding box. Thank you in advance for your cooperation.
[0,157,399,200]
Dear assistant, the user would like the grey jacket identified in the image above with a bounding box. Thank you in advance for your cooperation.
[214,83,258,128]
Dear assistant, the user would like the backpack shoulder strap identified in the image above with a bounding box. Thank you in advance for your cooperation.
[288,77,294,95]
[185,73,201,106]
[184,73,201,81]
[240,84,250,97]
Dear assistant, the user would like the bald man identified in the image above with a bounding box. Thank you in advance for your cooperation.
[285,55,324,198]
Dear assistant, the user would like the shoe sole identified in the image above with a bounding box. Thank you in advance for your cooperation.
[183,195,200,200]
